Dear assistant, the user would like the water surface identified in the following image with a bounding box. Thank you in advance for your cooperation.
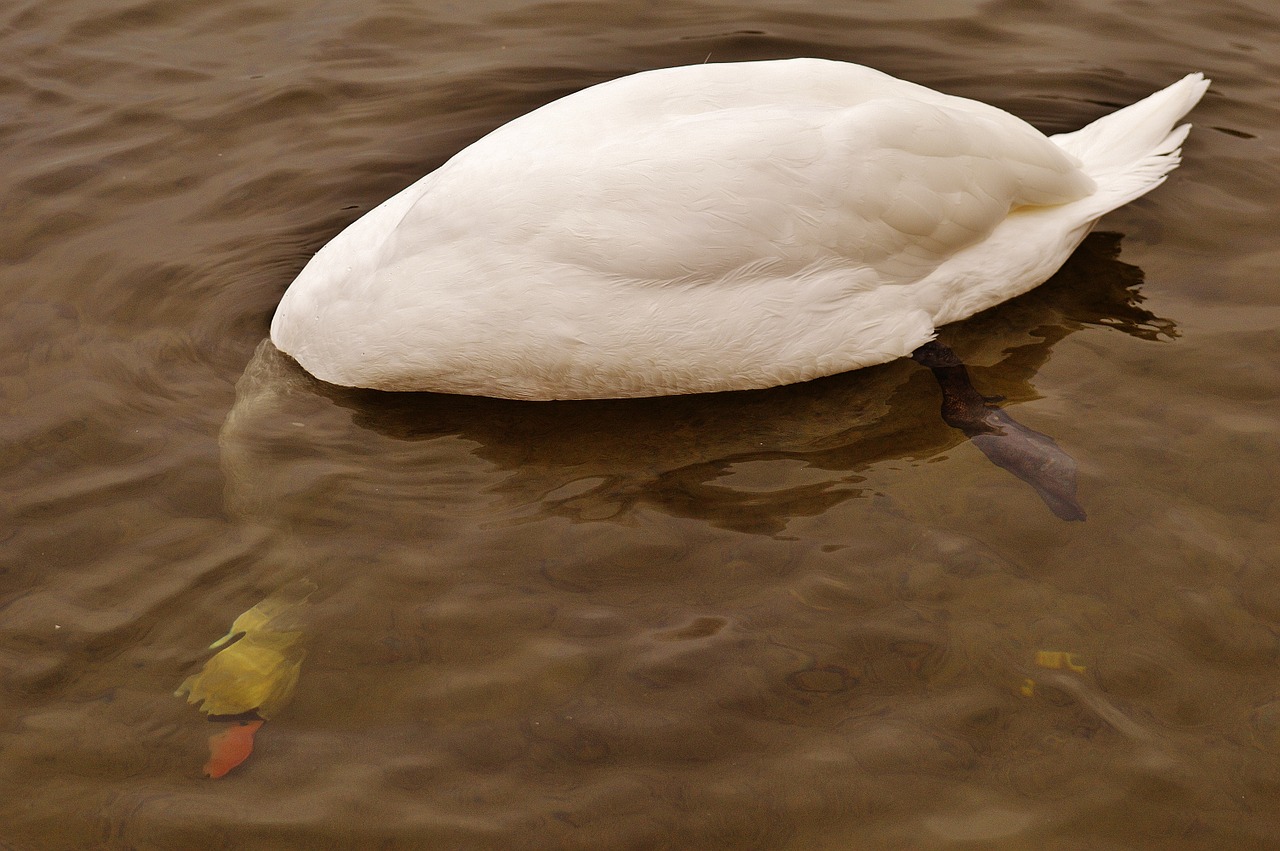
[3,0,1280,848]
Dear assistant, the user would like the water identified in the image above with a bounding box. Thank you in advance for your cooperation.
[3,0,1280,847]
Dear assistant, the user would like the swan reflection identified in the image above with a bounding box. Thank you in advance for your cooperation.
[222,231,1175,535]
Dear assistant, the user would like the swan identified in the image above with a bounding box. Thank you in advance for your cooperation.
[270,59,1208,399]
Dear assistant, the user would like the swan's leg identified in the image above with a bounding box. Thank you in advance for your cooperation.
[910,341,1086,521]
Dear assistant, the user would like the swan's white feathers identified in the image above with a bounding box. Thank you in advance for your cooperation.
[270,59,1207,398]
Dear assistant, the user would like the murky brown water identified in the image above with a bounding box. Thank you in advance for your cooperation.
[4,0,1280,847]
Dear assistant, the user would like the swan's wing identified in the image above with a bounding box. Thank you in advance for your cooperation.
[388,94,1094,287]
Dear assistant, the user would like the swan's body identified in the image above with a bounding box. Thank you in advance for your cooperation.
[270,59,1207,399]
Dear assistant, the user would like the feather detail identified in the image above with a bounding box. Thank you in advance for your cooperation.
[270,59,1208,399]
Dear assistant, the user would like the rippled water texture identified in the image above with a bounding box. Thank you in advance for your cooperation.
[4,0,1280,847]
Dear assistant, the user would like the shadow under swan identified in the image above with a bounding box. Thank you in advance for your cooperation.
[221,231,1175,538]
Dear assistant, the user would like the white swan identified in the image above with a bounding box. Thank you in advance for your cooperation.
[270,59,1208,399]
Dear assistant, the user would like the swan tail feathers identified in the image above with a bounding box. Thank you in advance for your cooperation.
[1051,73,1209,215]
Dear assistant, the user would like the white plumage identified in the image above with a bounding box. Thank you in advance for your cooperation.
[270,59,1208,399]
